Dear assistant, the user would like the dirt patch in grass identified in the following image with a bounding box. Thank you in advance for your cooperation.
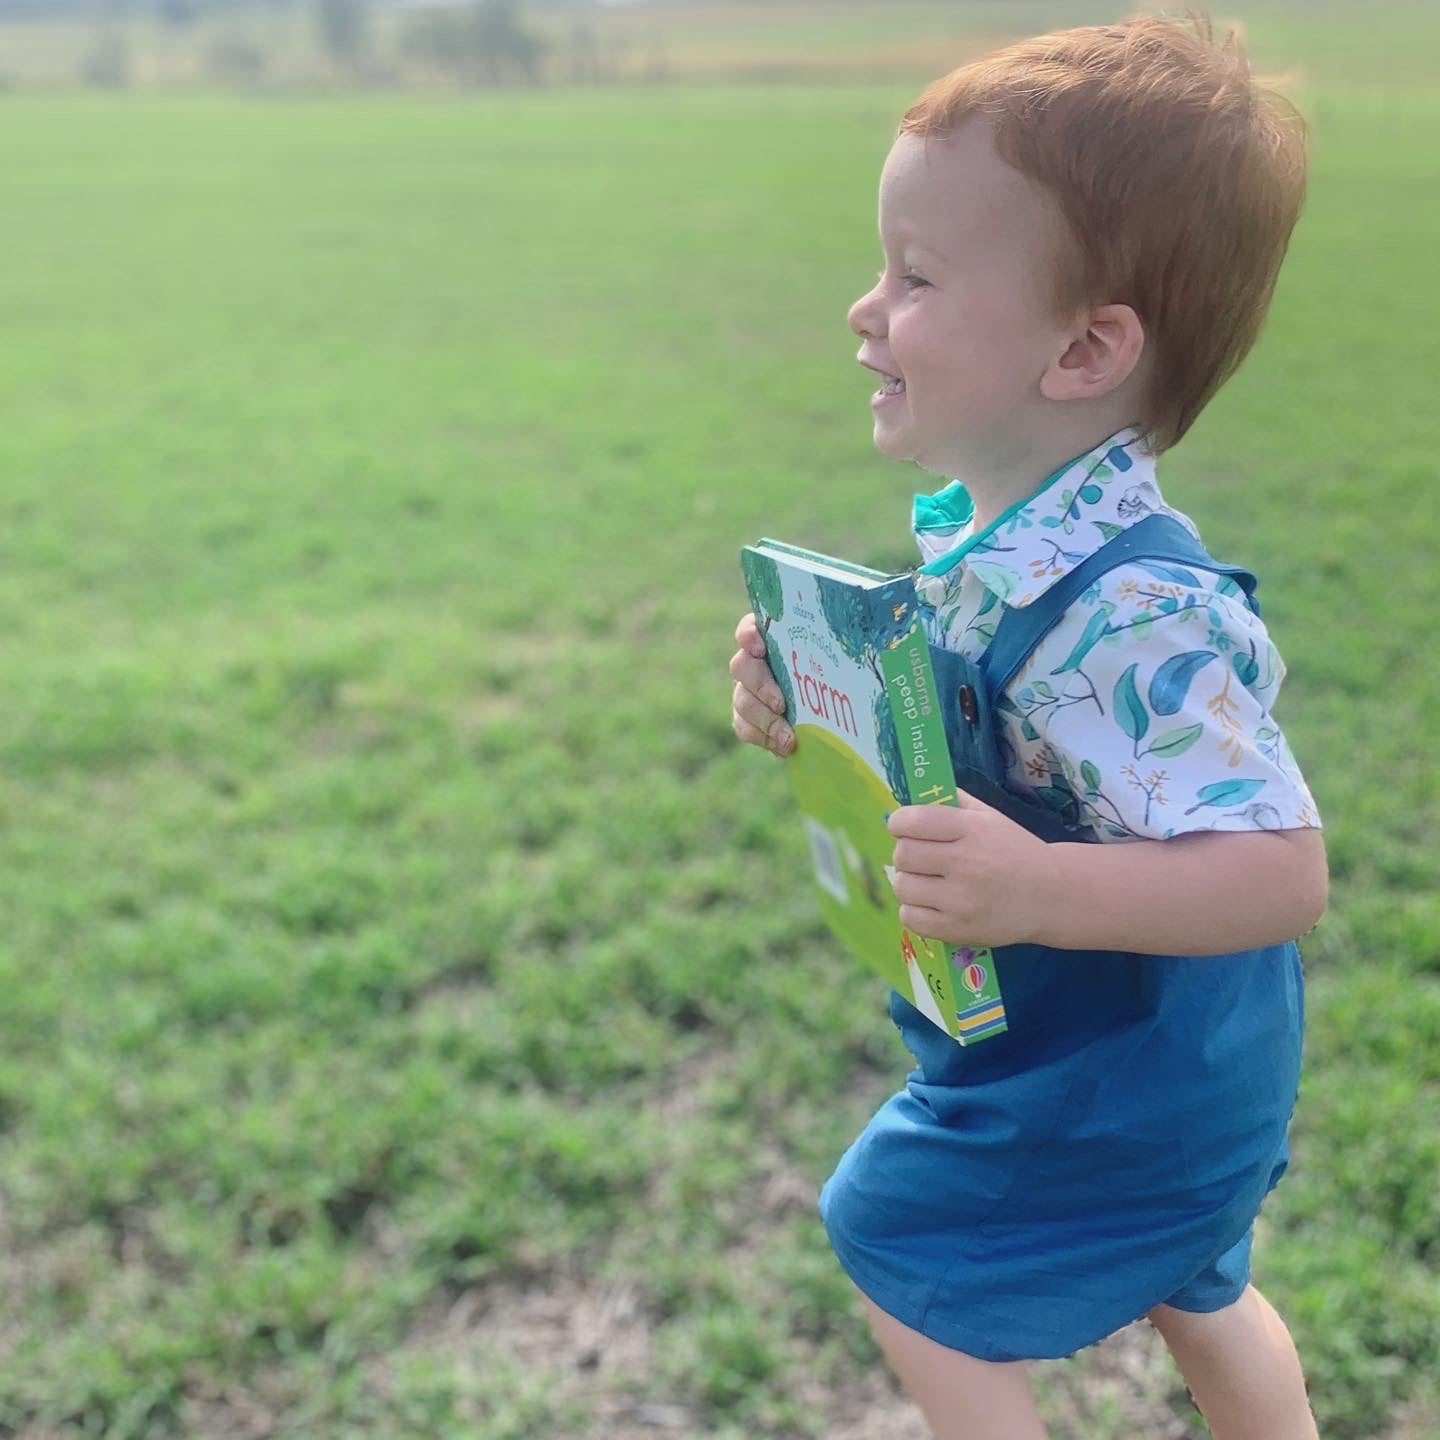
[392,1201,1203,1440]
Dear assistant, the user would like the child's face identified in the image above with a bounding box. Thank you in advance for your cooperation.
[848,121,1079,478]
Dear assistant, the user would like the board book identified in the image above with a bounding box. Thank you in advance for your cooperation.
[740,538,1007,1045]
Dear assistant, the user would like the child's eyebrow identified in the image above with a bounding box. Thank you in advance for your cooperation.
[879,214,951,253]
[881,232,952,268]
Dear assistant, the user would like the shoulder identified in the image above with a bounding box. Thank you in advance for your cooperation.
[995,551,1318,841]
[1084,556,1269,624]
[997,557,1284,742]
[1040,554,1281,682]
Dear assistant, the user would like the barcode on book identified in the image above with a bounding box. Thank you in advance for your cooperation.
[803,817,849,905]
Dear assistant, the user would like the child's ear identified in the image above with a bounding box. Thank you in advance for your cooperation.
[1040,303,1146,402]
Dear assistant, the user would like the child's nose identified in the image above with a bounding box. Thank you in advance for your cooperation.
[848,285,884,339]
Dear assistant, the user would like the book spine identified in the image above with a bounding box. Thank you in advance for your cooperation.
[874,591,1009,1047]
[872,589,965,1039]
[876,610,959,809]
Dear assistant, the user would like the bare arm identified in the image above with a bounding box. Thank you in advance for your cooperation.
[1035,827,1328,955]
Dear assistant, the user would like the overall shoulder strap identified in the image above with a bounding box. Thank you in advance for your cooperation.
[978,512,1262,698]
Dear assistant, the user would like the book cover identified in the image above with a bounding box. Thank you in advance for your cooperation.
[740,538,1007,1045]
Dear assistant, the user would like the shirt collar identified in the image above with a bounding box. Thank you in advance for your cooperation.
[911,425,1164,610]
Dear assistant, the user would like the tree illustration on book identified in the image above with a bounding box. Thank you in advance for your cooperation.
[816,573,915,803]
[739,548,795,719]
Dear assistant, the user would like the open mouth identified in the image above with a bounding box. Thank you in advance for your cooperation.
[871,374,907,407]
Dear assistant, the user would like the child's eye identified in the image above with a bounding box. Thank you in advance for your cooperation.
[875,268,929,291]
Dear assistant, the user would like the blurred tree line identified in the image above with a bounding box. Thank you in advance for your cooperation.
[2,0,667,91]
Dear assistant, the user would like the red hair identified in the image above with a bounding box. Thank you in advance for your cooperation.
[898,10,1308,453]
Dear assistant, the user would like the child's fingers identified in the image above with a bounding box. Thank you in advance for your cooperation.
[728,649,786,713]
[735,611,767,658]
[731,710,776,752]
[896,904,948,939]
[733,683,795,755]
[732,708,792,755]
[733,681,789,742]
[891,837,950,876]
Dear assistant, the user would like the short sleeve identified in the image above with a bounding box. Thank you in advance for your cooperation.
[996,563,1323,841]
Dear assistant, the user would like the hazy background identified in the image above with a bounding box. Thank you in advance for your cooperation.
[0,2,1436,1437]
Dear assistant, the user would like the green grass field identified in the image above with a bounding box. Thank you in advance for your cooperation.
[0,3,1437,1435]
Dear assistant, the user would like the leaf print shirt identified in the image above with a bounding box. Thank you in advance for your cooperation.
[911,425,1322,842]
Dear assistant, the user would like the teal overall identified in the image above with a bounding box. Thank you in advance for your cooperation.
[817,514,1306,1361]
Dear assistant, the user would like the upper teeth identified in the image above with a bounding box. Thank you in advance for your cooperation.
[880,375,905,393]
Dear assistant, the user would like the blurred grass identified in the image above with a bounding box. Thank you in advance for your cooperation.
[0,3,1436,1436]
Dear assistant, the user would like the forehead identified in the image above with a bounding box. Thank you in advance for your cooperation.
[877,123,1056,253]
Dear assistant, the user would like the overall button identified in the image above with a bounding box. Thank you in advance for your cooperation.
[958,684,979,725]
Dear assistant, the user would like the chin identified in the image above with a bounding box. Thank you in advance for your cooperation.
[871,425,916,464]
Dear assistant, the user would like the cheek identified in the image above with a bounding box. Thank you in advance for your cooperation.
[897,319,1014,397]
[891,297,994,376]
[887,308,948,376]
[934,310,1045,394]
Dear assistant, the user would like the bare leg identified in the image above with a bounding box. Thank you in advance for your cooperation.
[1148,1284,1320,1440]
[855,1285,1049,1440]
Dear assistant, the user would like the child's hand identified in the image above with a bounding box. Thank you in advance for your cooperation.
[730,612,795,757]
[887,794,1057,948]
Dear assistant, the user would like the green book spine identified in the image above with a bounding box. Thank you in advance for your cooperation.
[876,621,1009,1045]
